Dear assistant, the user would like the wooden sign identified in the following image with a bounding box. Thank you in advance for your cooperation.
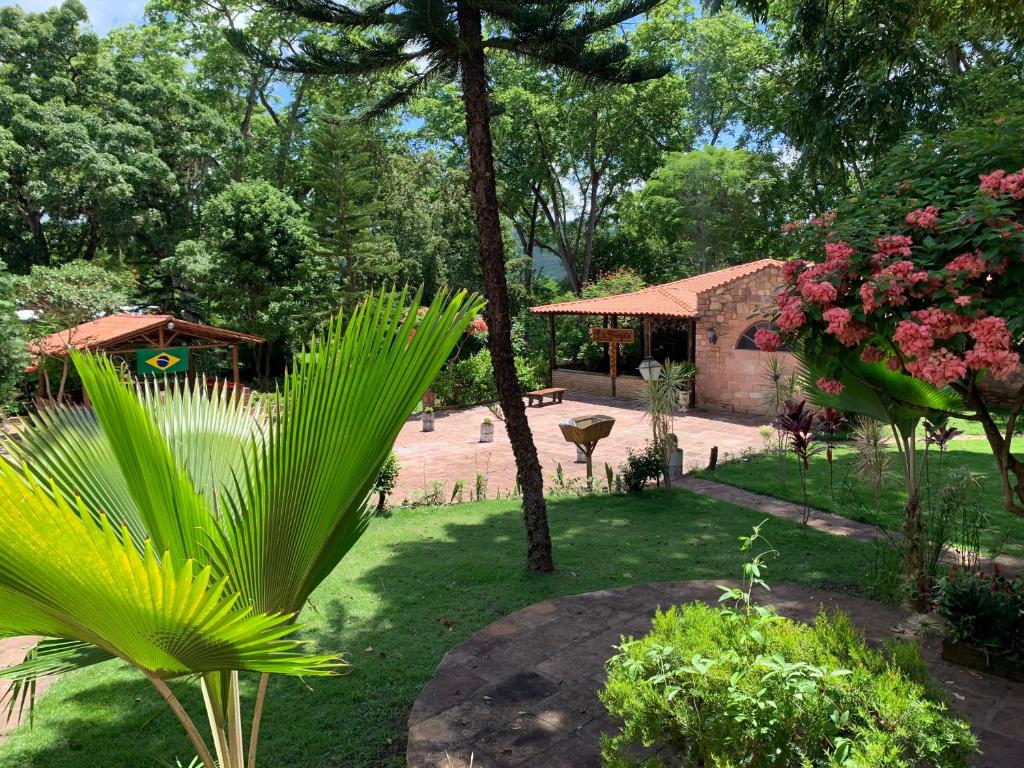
[589,327,634,344]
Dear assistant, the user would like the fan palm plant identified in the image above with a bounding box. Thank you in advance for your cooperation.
[226,0,669,574]
[0,287,483,768]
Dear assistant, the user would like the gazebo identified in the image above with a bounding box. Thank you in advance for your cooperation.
[30,313,264,398]
[530,259,792,414]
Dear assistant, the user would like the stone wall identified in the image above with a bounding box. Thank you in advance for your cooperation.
[551,369,646,400]
[694,265,796,415]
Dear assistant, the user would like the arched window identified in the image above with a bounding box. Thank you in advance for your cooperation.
[736,321,790,351]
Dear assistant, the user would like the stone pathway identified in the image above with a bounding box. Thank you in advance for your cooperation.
[675,476,1024,573]
[392,395,764,502]
[406,581,1024,768]
[0,636,49,743]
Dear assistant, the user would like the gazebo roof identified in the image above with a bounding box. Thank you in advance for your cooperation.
[530,259,784,319]
[30,313,264,358]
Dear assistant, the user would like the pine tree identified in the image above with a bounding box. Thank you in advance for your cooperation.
[229,0,668,573]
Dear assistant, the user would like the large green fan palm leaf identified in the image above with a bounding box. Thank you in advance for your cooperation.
[214,287,485,615]
[0,461,335,678]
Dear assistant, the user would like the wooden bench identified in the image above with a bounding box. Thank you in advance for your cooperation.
[525,387,566,407]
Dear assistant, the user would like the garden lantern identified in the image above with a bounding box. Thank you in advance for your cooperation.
[638,356,663,381]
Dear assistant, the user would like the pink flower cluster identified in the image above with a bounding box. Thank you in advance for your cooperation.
[876,234,913,258]
[946,251,986,279]
[979,169,1024,199]
[892,314,1019,386]
[823,241,854,269]
[781,221,802,233]
[860,345,887,363]
[905,206,940,229]
[810,211,837,228]
[800,279,837,305]
[816,378,844,396]
[753,327,783,352]
[781,259,806,281]
[776,295,806,332]
[906,348,969,388]
[965,316,1020,380]
[822,307,869,346]
[469,316,489,335]
[872,260,929,306]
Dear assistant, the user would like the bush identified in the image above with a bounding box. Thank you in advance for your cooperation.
[936,566,1024,656]
[431,349,544,406]
[619,442,663,493]
[601,603,977,767]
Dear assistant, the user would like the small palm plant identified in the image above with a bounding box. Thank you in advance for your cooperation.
[0,288,483,768]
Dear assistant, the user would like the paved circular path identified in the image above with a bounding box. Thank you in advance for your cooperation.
[407,581,1024,767]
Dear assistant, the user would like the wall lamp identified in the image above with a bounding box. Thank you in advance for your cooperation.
[705,327,718,345]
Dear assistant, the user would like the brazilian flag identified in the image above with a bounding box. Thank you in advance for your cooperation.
[136,347,189,375]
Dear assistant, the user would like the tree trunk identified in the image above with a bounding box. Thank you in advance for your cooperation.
[456,0,554,574]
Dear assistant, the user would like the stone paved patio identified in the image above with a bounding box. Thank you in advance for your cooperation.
[406,581,1024,768]
[392,395,764,501]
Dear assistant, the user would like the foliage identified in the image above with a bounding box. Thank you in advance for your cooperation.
[851,417,894,517]
[0,287,483,768]
[816,407,850,498]
[764,113,1024,516]
[627,146,788,273]
[601,525,977,768]
[641,359,695,484]
[13,260,135,331]
[373,452,401,516]
[619,442,663,493]
[937,566,1024,657]
[431,350,544,407]
[0,263,25,412]
[170,180,329,377]
[774,399,820,524]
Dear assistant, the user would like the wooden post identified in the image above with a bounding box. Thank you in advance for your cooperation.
[687,317,697,408]
[231,345,240,389]
[547,315,556,387]
[643,317,653,358]
[610,315,618,397]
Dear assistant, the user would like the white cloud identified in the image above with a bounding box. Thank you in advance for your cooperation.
[1,0,146,34]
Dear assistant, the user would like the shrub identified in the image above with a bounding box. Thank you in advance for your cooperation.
[601,522,977,768]
[936,566,1024,656]
[619,442,663,493]
[373,452,401,515]
[601,603,976,768]
[431,350,544,406]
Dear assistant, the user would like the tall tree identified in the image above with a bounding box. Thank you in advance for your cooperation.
[627,146,786,273]
[231,0,667,574]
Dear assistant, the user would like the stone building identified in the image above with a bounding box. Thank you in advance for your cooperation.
[530,259,795,414]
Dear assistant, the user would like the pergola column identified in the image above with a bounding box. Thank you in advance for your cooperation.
[687,317,697,408]
[546,315,556,386]
[643,317,653,358]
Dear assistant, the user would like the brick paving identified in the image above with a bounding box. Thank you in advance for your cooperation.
[406,581,1024,768]
[392,395,765,501]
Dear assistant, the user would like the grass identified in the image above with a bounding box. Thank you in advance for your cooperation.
[696,438,1024,557]
[0,490,879,768]
[946,408,1022,438]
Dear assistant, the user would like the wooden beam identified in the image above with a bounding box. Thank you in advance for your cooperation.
[643,317,652,358]
[231,345,240,389]
[547,315,556,387]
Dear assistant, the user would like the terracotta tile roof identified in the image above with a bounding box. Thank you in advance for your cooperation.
[30,313,264,358]
[530,259,784,319]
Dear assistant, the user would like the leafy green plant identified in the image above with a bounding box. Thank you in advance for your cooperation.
[619,443,663,494]
[601,523,978,768]
[0,287,483,768]
[373,452,401,516]
[937,566,1024,657]
[641,359,695,487]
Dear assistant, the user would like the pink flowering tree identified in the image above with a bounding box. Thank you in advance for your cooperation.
[763,115,1024,522]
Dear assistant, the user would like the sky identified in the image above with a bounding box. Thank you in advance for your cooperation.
[2,0,145,34]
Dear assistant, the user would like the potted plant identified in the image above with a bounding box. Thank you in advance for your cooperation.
[935,565,1024,682]
[422,407,434,432]
[480,417,494,442]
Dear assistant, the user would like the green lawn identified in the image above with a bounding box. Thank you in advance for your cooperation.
[697,438,1024,558]
[0,491,878,768]
[947,408,1023,438]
